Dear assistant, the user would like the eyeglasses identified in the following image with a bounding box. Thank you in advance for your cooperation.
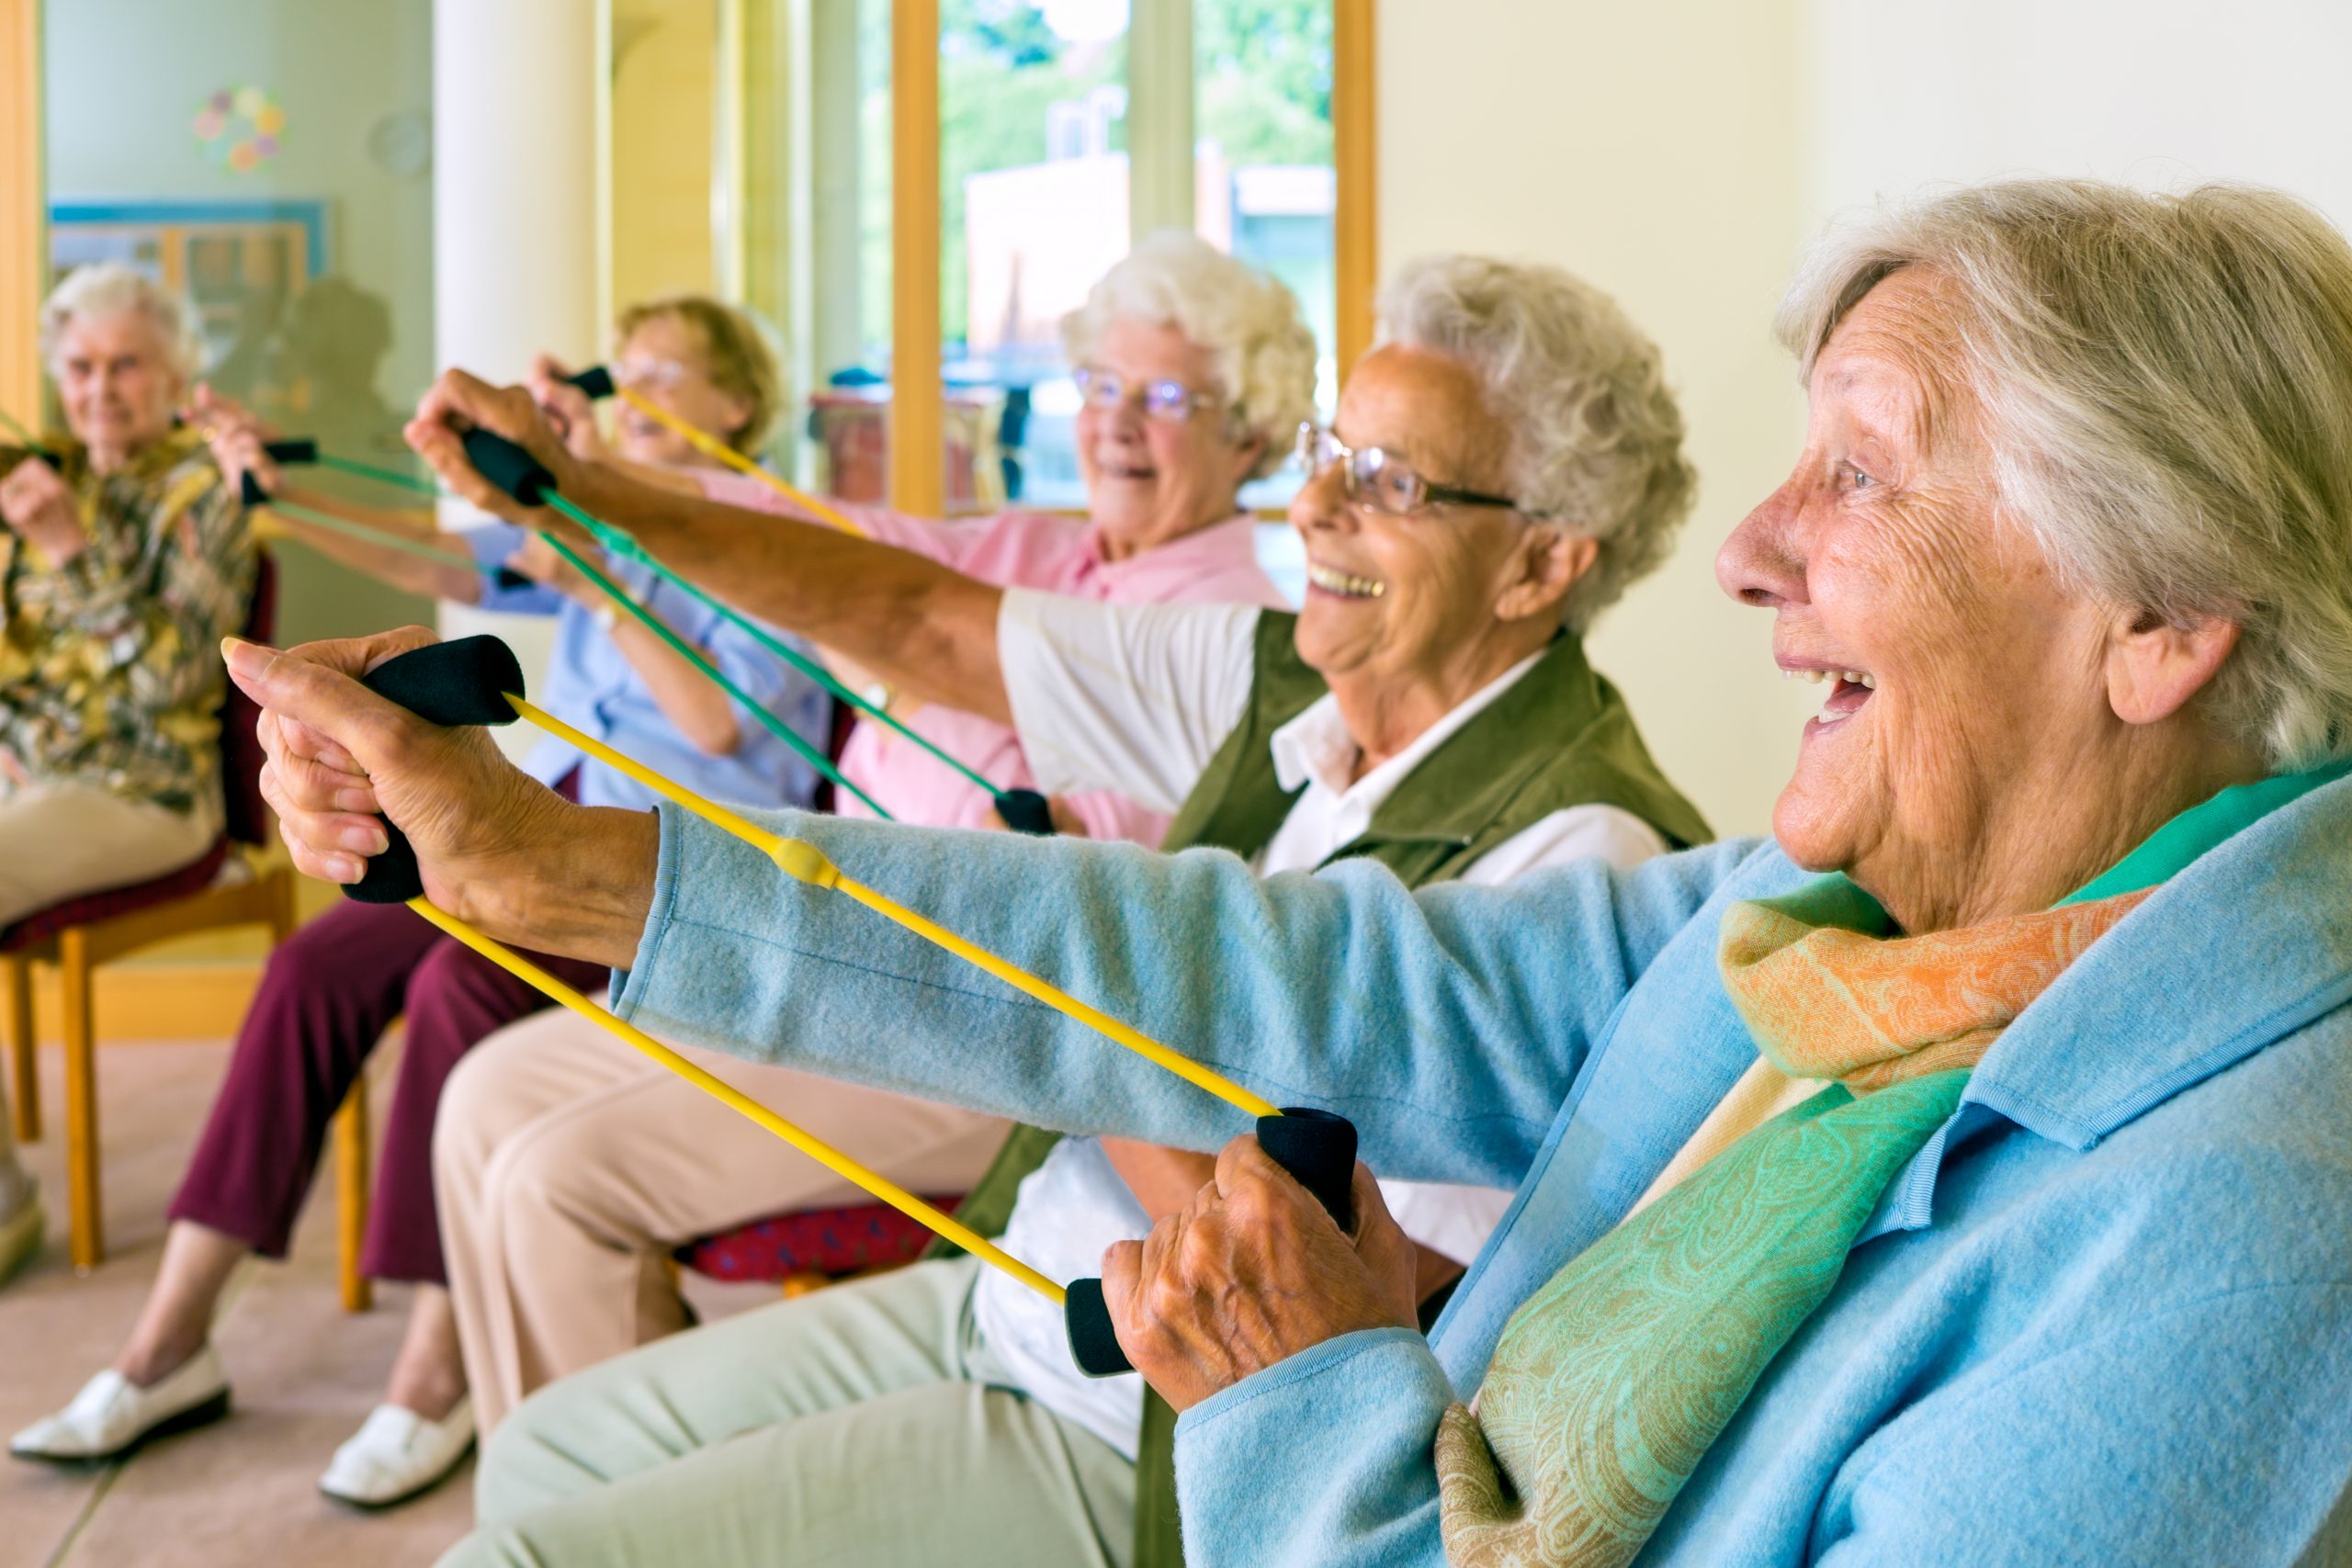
[1293,423,1532,516]
[1071,367,1224,424]
[616,355,691,391]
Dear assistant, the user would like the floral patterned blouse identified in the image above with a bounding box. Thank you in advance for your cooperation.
[0,427,254,815]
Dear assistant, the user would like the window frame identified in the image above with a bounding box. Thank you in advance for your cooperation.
[888,0,1374,515]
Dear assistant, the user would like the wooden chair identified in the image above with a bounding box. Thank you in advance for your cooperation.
[0,554,298,1270]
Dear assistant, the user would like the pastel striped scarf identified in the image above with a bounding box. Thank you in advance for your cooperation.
[1431,879,2150,1567]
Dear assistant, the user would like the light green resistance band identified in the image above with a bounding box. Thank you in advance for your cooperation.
[262,496,498,581]
[292,451,893,818]
[323,446,1008,799]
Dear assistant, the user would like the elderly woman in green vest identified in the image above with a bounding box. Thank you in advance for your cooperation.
[322,252,1706,1568]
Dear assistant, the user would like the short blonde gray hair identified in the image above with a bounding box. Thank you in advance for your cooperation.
[1381,254,1696,634]
[1779,179,2352,770]
[40,263,205,383]
[1060,231,1317,479]
[616,294,786,455]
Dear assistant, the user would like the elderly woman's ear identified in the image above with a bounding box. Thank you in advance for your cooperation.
[2104,608,2243,728]
[1493,522,1600,625]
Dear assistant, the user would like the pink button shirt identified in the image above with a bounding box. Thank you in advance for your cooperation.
[696,471,1288,841]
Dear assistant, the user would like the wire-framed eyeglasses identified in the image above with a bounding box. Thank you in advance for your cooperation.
[1071,367,1224,425]
[616,355,692,391]
[1293,423,1532,516]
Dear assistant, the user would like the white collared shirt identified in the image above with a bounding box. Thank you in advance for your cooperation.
[998,592,1669,881]
[981,592,1668,1460]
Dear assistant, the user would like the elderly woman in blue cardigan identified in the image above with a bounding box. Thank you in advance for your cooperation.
[243,178,2352,1567]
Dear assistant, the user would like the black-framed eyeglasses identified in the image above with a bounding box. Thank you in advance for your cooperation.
[1071,367,1224,424]
[1294,423,1532,516]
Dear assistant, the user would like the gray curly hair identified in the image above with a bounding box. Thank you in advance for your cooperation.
[1060,231,1319,480]
[1778,179,2352,770]
[1380,254,1696,634]
[40,263,206,383]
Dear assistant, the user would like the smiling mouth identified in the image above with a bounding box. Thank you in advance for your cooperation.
[1096,452,1158,481]
[1783,665,1877,728]
[1306,561,1386,599]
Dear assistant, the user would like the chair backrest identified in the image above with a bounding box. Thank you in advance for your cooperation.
[219,550,277,848]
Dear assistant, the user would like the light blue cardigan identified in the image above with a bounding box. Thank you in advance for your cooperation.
[610,773,2352,1565]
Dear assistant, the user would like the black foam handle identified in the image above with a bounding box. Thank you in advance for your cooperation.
[345,636,530,906]
[567,365,616,401]
[462,427,557,507]
[1063,1106,1361,1379]
[1253,1107,1357,1232]
[992,788,1057,837]
[234,439,318,506]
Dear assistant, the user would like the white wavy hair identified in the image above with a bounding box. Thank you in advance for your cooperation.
[1380,254,1696,634]
[40,263,206,383]
[1778,179,2352,770]
[1060,231,1318,479]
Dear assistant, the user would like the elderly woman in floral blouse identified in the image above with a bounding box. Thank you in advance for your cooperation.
[0,263,254,1284]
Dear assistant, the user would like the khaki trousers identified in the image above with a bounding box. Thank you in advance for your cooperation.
[0,779,220,926]
[0,780,220,1174]
[437,1258,1134,1568]
[433,1001,1010,1430]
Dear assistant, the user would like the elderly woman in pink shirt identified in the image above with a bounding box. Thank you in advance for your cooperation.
[430,231,1314,1435]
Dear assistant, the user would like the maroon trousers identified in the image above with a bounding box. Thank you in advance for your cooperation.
[168,897,608,1284]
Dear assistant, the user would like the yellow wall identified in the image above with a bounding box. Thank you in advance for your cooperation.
[609,0,719,312]
[1376,0,1819,840]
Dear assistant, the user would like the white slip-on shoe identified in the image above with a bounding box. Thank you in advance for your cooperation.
[0,1183,40,1288]
[318,1397,475,1510]
[9,1346,232,1464]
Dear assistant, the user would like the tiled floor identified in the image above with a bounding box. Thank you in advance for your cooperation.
[0,1040,476,1567]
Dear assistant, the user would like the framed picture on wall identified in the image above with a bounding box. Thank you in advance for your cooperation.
[48,198,329,409]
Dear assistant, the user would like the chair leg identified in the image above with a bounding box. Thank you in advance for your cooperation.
[59,929,101,1271]
[335,1074,373,1313]
[3,954,36,1144]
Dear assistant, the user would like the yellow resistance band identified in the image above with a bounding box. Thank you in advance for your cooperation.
[507,692,1283,1122]
[618,389,871,539]
[405,897,1065,1304]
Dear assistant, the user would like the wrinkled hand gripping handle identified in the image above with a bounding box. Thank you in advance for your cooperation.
[1063,1107,1359,1378]
[345,637,529,904]
[461,427,559,508]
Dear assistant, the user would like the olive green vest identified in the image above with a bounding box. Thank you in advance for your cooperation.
[938,610,1710,1567]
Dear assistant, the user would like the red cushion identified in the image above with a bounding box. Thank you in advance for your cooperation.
[677,1199,963,1282]
[0,837,232,953]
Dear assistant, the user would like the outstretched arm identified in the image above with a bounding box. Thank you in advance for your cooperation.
[405,369,1012,722]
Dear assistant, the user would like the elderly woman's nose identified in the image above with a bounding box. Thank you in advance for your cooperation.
[1289,460,1353,534]
[1716,484,1809,608]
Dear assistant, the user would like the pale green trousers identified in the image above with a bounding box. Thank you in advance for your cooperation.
[435,1257,1136,1568]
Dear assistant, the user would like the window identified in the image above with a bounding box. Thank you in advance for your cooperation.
[722,0,1370,517]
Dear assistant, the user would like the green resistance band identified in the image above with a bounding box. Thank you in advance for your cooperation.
[321,444,1007,800]
[277,449,890,818]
